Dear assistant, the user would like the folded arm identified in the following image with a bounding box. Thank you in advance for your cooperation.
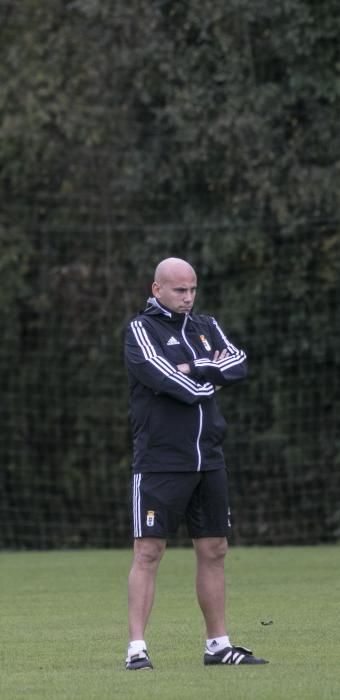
[125,319,215,405]
[179,317,248,386]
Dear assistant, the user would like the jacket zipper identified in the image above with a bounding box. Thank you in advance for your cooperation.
[181,315,202,472]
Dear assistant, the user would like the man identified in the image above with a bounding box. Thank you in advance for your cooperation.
[124,257,268,669]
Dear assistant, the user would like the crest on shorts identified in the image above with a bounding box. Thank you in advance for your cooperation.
[146,510,155,527]
[200,334,211,352]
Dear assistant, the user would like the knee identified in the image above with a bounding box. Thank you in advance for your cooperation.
[209,537,228,561]
[196,537,228,563]
[133,539,166,570]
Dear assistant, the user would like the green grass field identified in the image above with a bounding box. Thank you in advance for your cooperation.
[1,546,340,700]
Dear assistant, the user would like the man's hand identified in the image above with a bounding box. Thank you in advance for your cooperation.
[177,363,191,374]
[213,349,229,361]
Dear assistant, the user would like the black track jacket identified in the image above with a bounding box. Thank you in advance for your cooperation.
[125,297,247,473]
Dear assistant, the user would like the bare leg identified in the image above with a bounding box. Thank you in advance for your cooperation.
[193,537,228,638]
[128,537,166,640]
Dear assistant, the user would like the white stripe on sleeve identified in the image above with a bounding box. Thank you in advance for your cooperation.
[211,318,243,355]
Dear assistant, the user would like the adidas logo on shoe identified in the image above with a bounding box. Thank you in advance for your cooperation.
[204,644,268,666]
[166,336,180,345]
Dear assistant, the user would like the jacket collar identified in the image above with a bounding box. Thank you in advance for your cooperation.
[144,297,193,322]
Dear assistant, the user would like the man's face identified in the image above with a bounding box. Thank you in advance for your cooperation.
[152,269,197,314]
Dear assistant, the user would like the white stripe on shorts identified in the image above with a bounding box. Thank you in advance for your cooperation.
[133,473,142,538]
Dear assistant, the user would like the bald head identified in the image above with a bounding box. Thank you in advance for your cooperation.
[154,257,196,284]
[152,257,197,314]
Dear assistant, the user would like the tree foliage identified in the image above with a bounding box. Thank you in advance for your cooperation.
[1,0,339,546]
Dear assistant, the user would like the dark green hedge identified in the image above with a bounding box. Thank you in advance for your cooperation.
[1,0,339,546]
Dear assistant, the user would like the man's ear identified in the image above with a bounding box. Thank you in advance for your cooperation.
[152,281,160,297]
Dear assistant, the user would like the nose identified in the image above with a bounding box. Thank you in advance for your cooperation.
[183,290,195,304]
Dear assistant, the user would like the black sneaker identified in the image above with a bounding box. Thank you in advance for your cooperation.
[204,644,268,665]
[125,650,153,670]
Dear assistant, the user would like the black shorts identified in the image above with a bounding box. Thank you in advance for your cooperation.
[131,469,231,539]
